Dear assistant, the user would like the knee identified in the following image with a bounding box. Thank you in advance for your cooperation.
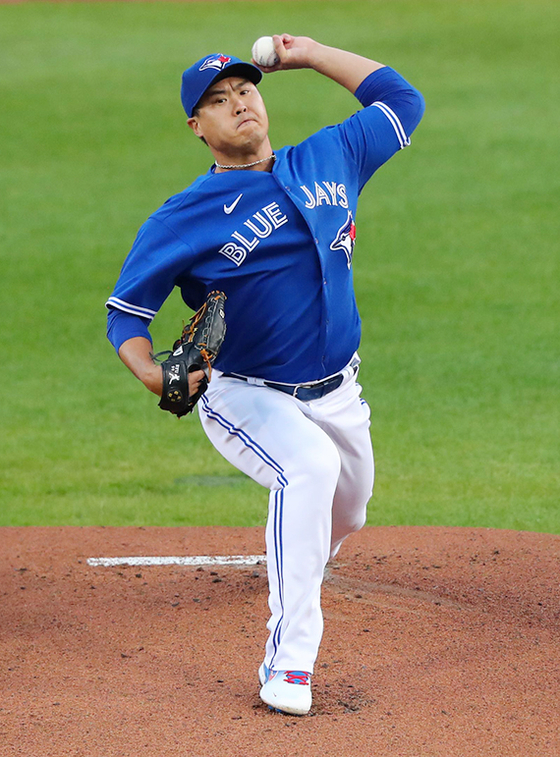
[331,481,371,542]
[337,506,367,537]
[350,508,367,534]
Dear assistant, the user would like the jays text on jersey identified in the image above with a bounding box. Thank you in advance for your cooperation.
[106,67,425,384]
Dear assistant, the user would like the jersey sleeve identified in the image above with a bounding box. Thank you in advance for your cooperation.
[106,217,194,322]
[338,67,425,191]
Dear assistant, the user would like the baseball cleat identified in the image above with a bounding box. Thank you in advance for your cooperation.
[258,662,271,687]
[259,668,312,715]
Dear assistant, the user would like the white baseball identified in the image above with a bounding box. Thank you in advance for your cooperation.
[251,36,279,68]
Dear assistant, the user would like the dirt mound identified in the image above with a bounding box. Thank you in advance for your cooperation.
[1,526,558,756]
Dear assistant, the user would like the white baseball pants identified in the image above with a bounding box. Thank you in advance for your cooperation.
[198,359,374,673]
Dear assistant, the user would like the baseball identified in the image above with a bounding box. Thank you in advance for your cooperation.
[252,36,279,68]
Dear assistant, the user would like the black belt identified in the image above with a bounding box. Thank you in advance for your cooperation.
[222,371,345,402]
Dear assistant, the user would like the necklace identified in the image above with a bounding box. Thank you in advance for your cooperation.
[215,153,276,170]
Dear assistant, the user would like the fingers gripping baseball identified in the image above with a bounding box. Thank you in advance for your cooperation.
[253,35,318,73]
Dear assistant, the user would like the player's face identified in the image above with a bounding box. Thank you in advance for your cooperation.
[188,77,270,158]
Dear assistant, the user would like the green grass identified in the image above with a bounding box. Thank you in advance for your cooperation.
[0,0,558,531]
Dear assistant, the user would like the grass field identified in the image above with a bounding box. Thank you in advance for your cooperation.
[1,0,558,531]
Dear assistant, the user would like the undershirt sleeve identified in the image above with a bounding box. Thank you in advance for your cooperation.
[107,307,152,354]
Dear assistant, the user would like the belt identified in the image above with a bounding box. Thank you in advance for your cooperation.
[222,370,349,402]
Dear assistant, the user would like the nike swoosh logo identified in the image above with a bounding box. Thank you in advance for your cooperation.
[224,193,243,214]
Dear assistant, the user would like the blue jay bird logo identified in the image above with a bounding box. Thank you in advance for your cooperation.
[330,211,356,268]
[200,55,232,72]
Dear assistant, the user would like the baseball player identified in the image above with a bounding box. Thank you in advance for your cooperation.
[106,34,424,715]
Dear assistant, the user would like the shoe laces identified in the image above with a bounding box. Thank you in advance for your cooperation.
[284,671,311,686]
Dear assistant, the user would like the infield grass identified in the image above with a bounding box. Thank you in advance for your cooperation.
[0,0,558,531]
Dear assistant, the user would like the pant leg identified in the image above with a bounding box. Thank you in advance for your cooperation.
[299,371,374,559]
[198,375,342,673]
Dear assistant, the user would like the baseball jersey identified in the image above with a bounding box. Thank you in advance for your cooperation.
[106,66,425,383]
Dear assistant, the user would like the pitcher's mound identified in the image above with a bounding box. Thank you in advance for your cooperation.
[1,526,558,756]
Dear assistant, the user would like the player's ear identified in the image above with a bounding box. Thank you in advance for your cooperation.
[187,116,208,146]
[187,116,202,137]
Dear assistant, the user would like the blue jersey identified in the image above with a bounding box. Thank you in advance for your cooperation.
[107,67,424,383]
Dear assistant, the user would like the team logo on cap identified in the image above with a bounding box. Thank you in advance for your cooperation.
[199,54,232,72]
[330,211,356,269]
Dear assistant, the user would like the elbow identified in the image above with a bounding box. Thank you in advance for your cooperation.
[106,306,152,355]
[407,87,426,135]
[415,88,426,122]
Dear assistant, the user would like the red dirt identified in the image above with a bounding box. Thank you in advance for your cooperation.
[1,525,559,756]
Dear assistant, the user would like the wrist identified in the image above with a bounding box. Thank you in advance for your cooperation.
[304,40,326,70]
[143,363,163,396]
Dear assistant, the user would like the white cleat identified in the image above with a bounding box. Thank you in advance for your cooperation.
[259,666,312,715]
[258,663,270,687]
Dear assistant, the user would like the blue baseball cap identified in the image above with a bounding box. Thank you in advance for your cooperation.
[181,54,263,117]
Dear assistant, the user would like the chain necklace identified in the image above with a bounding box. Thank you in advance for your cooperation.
[214,153,276,170]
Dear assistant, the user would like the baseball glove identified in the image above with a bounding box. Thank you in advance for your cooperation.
[156,291,227,418]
